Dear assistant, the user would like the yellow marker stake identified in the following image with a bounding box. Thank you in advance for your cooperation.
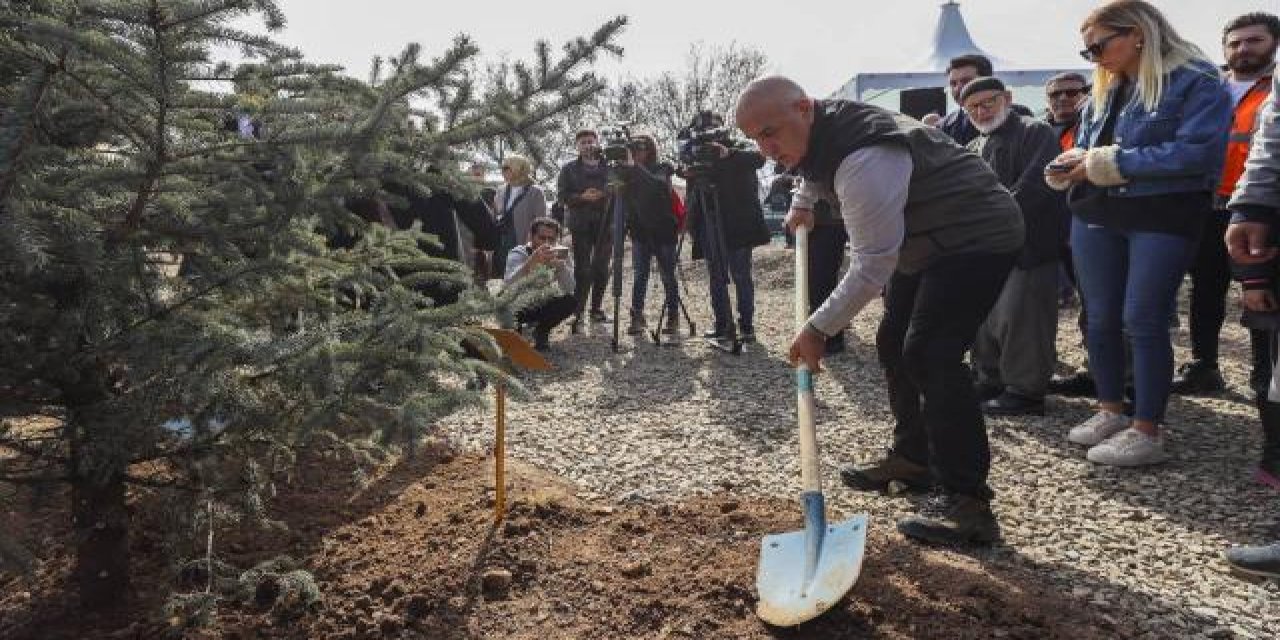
[495,383,507,521]
[477,327,551,524]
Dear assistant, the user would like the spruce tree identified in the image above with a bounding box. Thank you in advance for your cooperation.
[0,0,624,610]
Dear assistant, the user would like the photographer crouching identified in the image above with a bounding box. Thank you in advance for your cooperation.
[680,111,771,350]
[503,217,577,351]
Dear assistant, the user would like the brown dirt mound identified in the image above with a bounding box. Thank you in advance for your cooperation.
[1,446,1119,640]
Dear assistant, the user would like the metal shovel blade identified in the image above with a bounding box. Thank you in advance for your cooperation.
[756,492,869,627]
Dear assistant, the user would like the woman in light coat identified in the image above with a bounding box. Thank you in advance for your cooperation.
[492,155,547,276]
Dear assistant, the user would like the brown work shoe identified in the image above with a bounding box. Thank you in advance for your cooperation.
[897,494,1001,546]
[840,452,932,493]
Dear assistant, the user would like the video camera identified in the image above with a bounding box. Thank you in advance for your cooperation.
[598,122,635,165]
[677,111,738,175]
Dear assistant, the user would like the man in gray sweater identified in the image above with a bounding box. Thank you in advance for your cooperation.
[736,76,1023,545]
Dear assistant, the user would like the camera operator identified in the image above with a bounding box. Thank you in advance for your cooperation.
[556,129,613,329]
[613,133,682,336]
[504,217,576,351]
[681,111,771,348]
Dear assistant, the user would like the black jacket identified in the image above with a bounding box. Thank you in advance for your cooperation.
[556,157,610,225]
[967,114,1067,268]
[940,103,1035,146]
[795,99,1022,274]
[619,161,678,246]
[688,148,770,258]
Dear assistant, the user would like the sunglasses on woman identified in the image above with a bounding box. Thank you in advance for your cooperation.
[1079,30,1130,62]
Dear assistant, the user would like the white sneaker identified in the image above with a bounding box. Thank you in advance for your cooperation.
[1067,410,1130,446]
[1086,428,1167,467]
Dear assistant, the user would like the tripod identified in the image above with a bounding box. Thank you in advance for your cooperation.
[685,175,742,355]
[649,228,697,346]
[608,175,626,352]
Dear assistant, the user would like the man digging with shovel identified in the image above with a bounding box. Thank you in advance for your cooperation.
[735,76,1023,546]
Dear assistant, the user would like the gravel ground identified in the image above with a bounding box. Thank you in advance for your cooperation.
[441,242,1280,638]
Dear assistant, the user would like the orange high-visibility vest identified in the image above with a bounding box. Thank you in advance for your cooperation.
[1059,124,1077,151]
[1219,75,1274,198]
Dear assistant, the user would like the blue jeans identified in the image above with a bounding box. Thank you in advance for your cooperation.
[707,245,755,333]
[631,241,679,316]
[1071,219,1197,422]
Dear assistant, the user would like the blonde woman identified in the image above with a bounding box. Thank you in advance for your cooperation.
[1046,0,1231,466]
[492,155,547,276]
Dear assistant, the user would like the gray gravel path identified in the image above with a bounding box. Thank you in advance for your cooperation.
[441,243,1280,638]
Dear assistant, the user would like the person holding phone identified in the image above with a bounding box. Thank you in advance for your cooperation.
[1045,0,1231,467]
[504,217,577,351]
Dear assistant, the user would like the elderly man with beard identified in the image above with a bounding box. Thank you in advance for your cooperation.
[962,78,1066,416]
[737,76,1023,545]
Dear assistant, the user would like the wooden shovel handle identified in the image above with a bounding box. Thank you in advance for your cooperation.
[794,227,822,494]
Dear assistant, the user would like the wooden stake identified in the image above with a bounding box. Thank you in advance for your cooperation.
[494,383,506,522]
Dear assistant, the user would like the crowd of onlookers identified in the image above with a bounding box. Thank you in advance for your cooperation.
[353,0,1280,578]
[751,1,1280,577]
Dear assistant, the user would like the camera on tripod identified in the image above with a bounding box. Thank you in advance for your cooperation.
[599,122,635,165]
[677,111,737,176]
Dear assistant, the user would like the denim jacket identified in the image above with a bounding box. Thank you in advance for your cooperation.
[1075,59,1231,198]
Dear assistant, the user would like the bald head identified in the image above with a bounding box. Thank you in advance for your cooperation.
[735,76,809,120]
[734,75,815,170]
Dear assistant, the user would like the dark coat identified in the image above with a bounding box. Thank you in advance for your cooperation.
[556,157,610,229]
[619,161,678,246]
[337,182,497,261]
[940,103,1035,146]
[967,114,1066,268]
[688,148,770,259]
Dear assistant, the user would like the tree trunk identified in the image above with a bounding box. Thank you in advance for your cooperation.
[70,467,130,609]
[63,361,132,610]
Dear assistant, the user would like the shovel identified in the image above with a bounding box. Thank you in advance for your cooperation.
[755,225,869,627]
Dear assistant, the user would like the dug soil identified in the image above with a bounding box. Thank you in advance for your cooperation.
[2,443,1121,639]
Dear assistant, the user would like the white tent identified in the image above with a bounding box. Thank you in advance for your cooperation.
[833,1,1089,102]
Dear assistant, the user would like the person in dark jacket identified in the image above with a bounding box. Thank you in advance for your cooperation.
[1043,71,1100,399]
[617,134,681,336]
[557,129,613,328]
[964,77,1067,416]
[937,54,1035,146]
[684,112,771,348]
[1172,12,1279,397]
[738,75,1023,546]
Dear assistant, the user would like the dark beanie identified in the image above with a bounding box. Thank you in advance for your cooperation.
[958,76,1007,103]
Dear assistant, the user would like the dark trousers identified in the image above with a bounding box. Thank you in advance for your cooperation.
[569,210,613,314]
[1187,211,1233,364]
[517,295,577,338]
[631,241,679,316]
[877,252,1016,500]
[707,245,755,333]
[808,223,849,321]
[1186,210,1272,380]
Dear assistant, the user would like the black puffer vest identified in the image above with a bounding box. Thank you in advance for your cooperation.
[796,100,1023,273]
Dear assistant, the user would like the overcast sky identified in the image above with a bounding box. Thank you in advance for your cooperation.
[248,0,1271,96]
